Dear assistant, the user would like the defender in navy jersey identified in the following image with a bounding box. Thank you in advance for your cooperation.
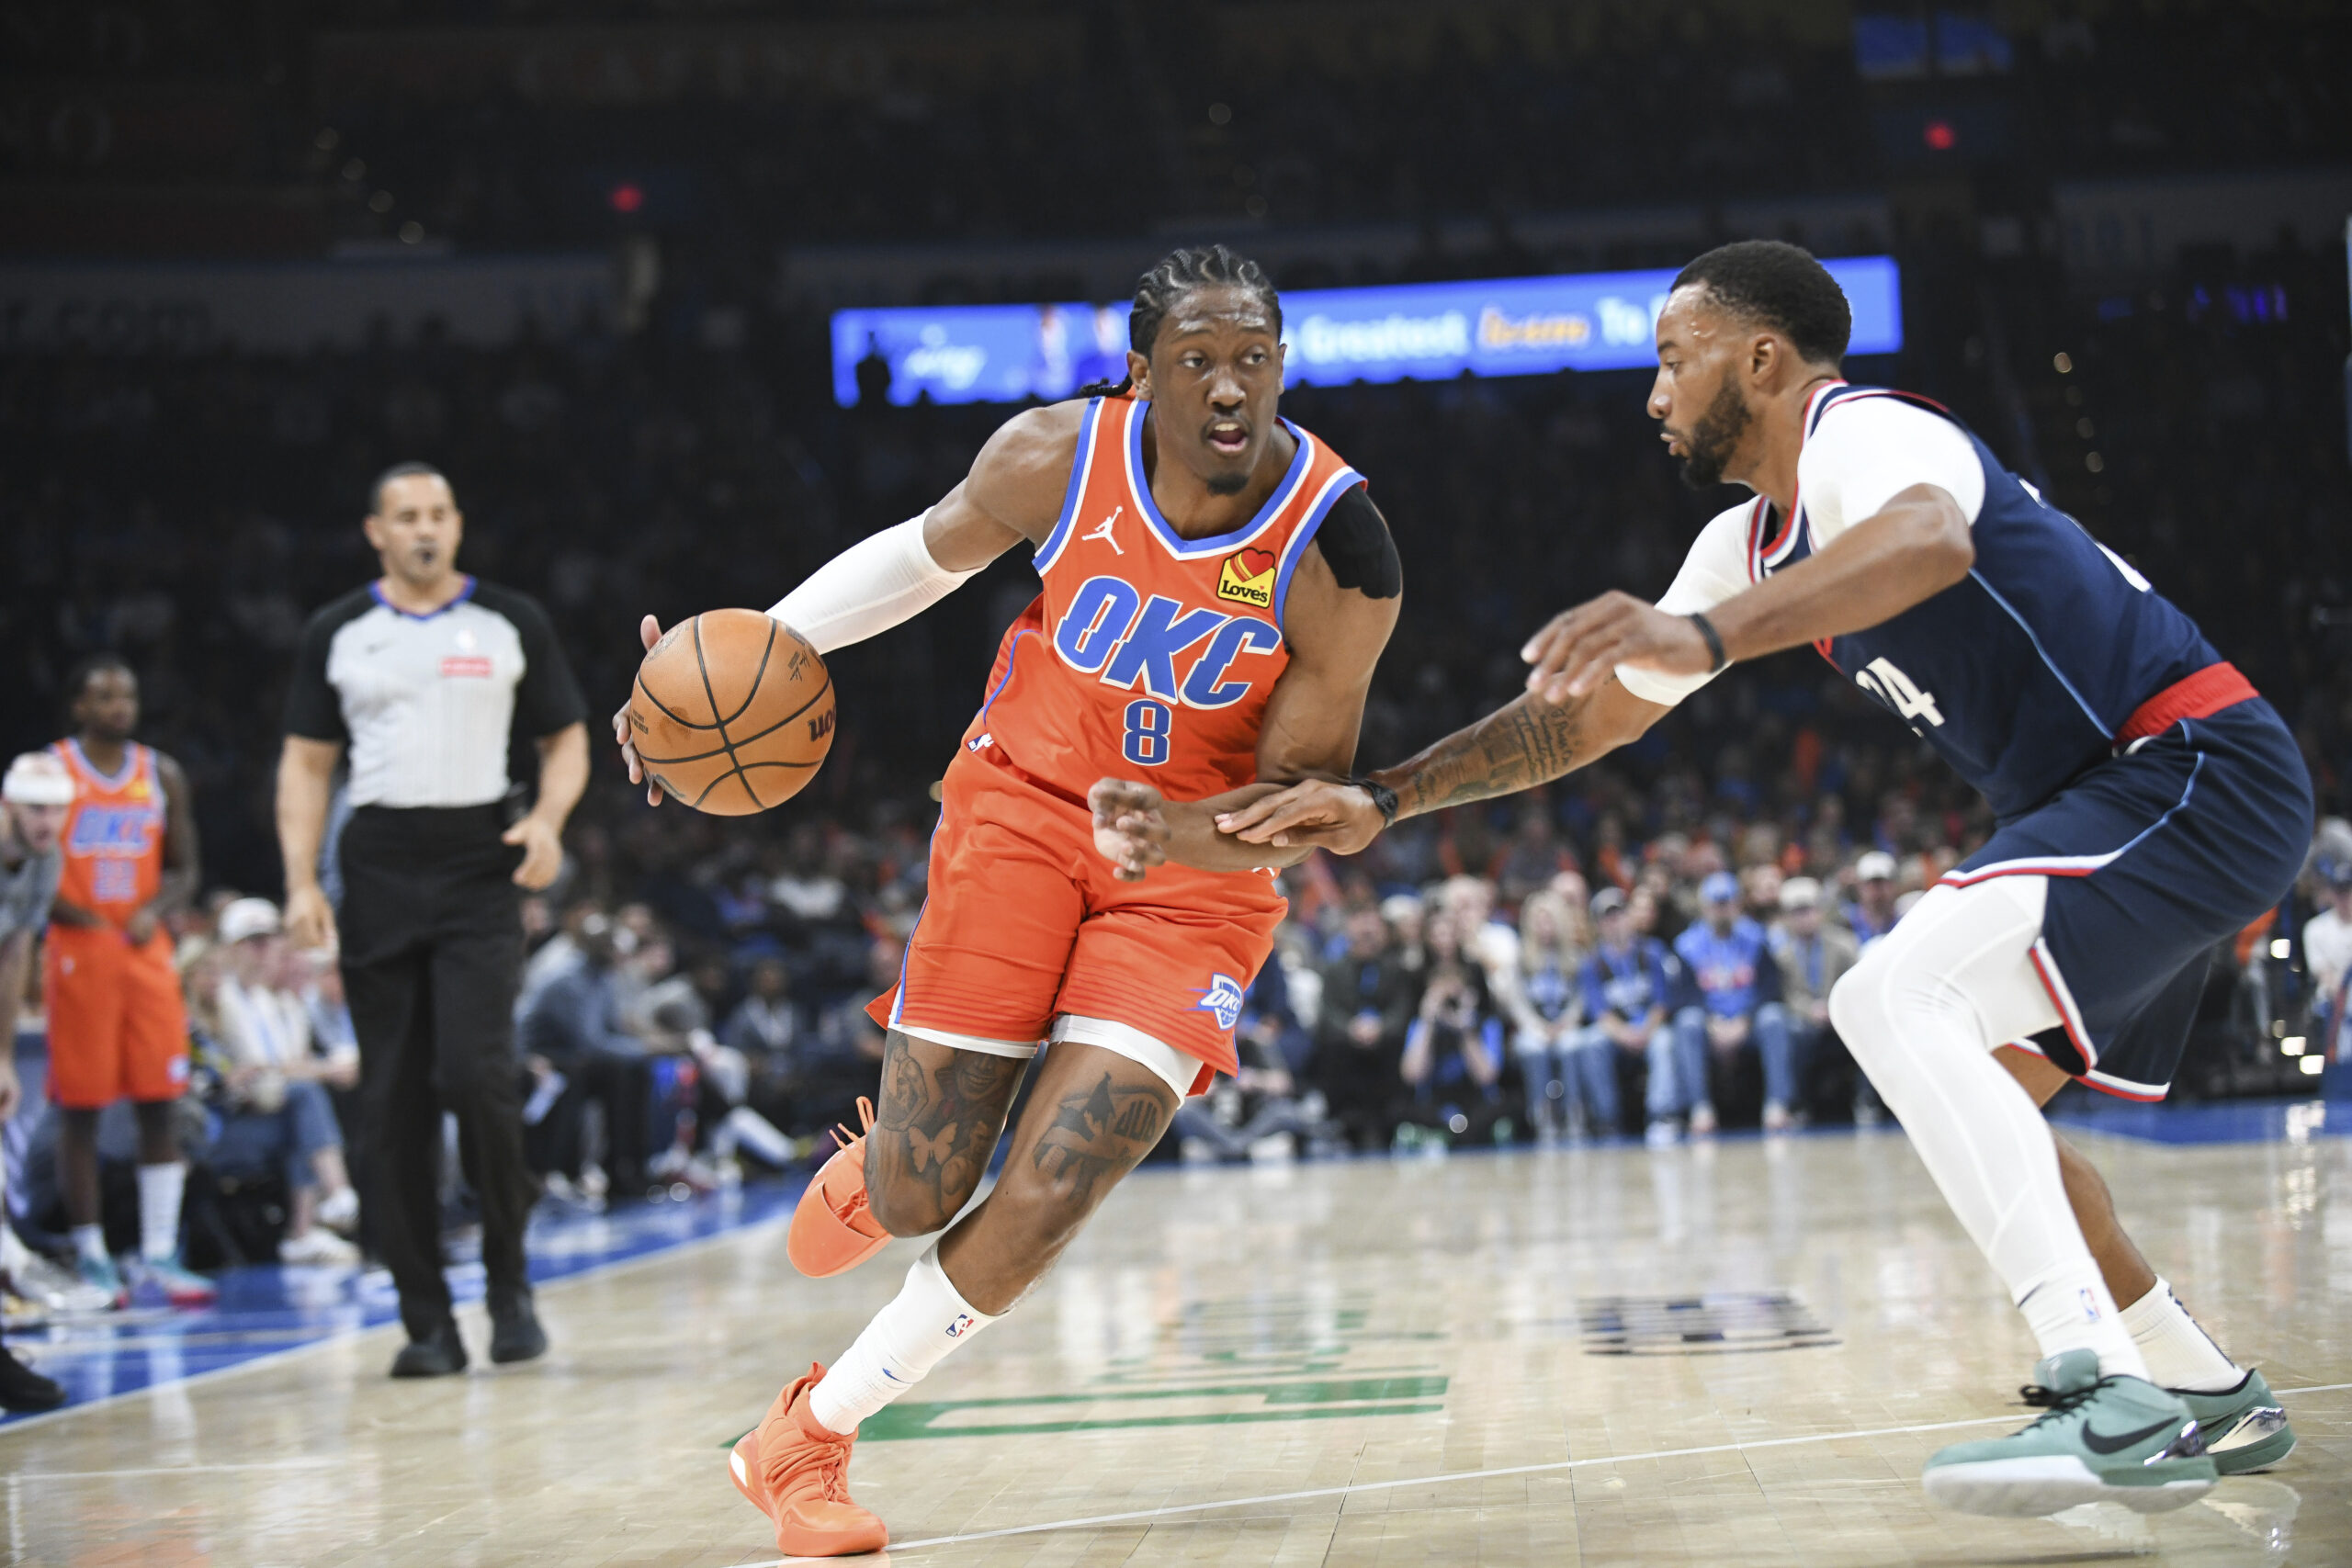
[1194,243,2306,1517]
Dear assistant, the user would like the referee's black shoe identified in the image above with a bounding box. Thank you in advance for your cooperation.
[0,1344,66,1411]
[488,1286,548,1365]
[390,1318,469,1378]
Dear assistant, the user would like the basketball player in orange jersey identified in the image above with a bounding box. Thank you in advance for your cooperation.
[46,655,212,1308]
[614,245,1402,1556]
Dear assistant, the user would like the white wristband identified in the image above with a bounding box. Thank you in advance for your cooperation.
[767,513,979,655]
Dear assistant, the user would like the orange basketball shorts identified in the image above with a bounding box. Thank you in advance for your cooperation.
[44,924,191,1110]
[866,747,1287,1091]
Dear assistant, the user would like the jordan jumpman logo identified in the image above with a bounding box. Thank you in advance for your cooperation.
[1082,506,1124,554]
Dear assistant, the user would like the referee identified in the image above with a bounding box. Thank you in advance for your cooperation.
[277,462,589,1379]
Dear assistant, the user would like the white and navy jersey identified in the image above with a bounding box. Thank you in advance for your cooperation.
[1619,382,2224,821]
[284,578,587,809]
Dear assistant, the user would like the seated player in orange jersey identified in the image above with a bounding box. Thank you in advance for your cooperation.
[614,245,1403,1557]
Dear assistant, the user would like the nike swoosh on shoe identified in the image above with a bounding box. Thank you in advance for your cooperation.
[2081,1418,2182,1455]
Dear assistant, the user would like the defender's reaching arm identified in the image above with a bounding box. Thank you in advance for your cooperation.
[1216,480,1971,856]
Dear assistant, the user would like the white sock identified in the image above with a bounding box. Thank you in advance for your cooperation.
[2121,1278,2244,1392]
[137,1162,187,1264]
[1830,880,2148,1382]
[2014,1258,2137,1375]
[808,1244,1000,1435]
[73,1223,109,1266]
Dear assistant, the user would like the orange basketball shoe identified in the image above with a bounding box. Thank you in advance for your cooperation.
[787,1097,892,1278]
[728,1362,888,1558]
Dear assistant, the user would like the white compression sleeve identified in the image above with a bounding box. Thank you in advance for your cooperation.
[767,513,980,655]
[1828,878,2148,1381]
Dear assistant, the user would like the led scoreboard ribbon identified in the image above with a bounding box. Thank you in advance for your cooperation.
[831,256,1901,407]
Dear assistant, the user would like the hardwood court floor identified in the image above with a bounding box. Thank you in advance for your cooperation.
[8,1122,2347,1566]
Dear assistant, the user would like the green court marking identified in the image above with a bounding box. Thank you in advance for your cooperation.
[720,1375,1448,1448]
[864,1402,1444,1440]
[859,1376,1448,1441]
[719,1382,1448,1457]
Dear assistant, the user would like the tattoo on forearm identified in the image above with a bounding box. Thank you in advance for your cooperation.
[1392,692,1590,817]
[1028,1072,1172,1208]
[870,1033,1024,1231]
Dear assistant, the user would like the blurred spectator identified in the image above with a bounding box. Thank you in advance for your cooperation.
[2303,860,2352,1059]
[1509,890,1588,1141]
[1174,964,1321,1162]
[1846,852,1901,944]
[196,899,361,1264]
[1768,876,1859,1122]
[1577,888,1675,1139]
[722,954,809,1134]
[516,914,654,1199]
[1666,872,1793,1136]
[1399,913,1505,1140]
[790,937,894,1136]
[1309,906,1417,1150]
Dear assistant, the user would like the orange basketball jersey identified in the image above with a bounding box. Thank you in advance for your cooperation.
[51,739,168,926]
[969,395,1363,802]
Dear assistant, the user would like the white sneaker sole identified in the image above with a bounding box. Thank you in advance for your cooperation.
[1923,1455,2214,1517]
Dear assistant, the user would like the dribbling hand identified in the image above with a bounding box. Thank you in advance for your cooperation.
[613,614,665,806]
[1090,779,1169,882]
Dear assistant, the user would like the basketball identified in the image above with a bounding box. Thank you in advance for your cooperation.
[628,608,835,815]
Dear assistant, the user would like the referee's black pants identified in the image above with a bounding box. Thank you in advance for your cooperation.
[338,805,535,1338]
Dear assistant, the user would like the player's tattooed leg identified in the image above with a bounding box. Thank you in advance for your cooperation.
[937,1044,1179,1313]
[865,1032,1025,1236]
[1026,1073,1173,1208]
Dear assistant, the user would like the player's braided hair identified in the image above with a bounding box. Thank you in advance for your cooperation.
[1671,240,1851,367]
[1078,244,1283,400]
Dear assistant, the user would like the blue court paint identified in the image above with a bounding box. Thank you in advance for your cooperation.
[4,1179,805,1428]
[2049,1094,2340,1146]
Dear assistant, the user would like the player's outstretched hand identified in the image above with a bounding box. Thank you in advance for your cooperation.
[1216,781,1385,856]
[1090,779,1170,882]
[613,614,665,806]
[1521,590,1713,703]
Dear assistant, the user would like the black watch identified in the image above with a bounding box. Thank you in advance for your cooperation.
[1350,777,1399,828]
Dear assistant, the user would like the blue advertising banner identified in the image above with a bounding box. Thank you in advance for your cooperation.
[831,256,1901,407]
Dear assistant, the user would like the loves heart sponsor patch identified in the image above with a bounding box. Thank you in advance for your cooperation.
[1216,547,1278,608]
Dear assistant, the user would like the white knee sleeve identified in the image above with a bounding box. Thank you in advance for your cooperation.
[1828,880,2145,1378]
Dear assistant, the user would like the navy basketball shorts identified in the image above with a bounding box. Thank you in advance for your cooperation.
[1938,699,2311,1100]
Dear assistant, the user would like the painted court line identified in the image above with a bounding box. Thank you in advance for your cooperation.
[0,1200,799,1444]
[17,1461,339,1482]
[735,1381,2352,1564]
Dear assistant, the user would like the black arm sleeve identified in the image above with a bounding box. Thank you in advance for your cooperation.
[282,595,360,742]
[1312,484,1402,600]
[496,587,590,739]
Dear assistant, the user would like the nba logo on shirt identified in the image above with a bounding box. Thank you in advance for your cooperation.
[944,1313,976,1339]
[1192,973,1247,1032]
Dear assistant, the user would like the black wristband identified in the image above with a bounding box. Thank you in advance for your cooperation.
[1687,611,1729,674]
[1351,777,1399,827]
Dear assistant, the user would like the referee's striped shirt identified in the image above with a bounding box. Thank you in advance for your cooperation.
[283,578,585,807]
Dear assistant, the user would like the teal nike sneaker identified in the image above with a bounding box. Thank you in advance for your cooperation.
[1923,1348,2216,1517]
[75,1251,128,1311]
[2173,1369,2294,1474]
[130,1253,217,1308]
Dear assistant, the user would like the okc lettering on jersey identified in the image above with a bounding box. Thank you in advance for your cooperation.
[1049,575,1283,710]
[66,805,163,857]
